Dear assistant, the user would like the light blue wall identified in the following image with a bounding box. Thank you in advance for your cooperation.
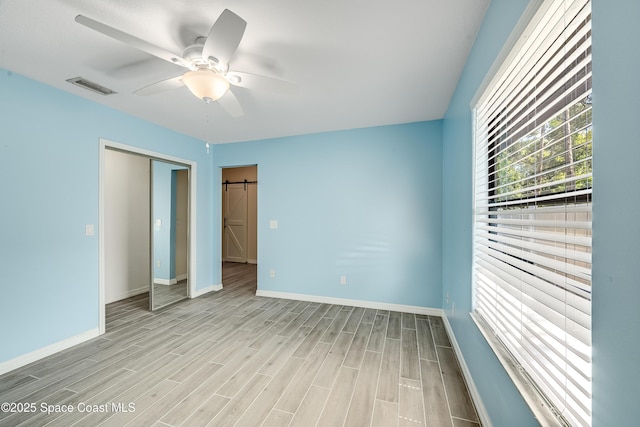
[213,121,443,308]
[441,0,538,426]
[443,0,640,425]
[0,70,214,364]
[591,0,640,425]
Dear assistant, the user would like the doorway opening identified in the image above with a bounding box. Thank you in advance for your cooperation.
[221,165,257,293]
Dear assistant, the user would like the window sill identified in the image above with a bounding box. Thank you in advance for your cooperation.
[470,312,566,427]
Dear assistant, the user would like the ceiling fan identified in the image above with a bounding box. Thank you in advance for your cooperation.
[75,9,296,117]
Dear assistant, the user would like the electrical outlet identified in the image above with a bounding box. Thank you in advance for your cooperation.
[340,275,347,285]
[446,292,450,304]
[156,260,161,267]
[270,268,276,278]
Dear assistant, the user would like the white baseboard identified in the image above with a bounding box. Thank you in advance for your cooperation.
[176,273,188,281]
[255,290,443,316]
[0,328,101,376]
[106,285,148,304]
[191,283,223,298]
[247,259,257,264]
[442,314,492,427]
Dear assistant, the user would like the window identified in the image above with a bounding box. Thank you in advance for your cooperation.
[472,0,592,426]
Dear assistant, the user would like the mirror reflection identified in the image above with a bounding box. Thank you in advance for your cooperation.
[151,160,189,310]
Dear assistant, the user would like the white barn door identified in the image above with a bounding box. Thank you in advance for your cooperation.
[223,183,248,262]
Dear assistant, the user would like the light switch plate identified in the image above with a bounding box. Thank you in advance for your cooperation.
[269,220,278,229]
[85,224,94,236]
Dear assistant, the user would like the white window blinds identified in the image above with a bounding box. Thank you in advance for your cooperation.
[472,0,592,426]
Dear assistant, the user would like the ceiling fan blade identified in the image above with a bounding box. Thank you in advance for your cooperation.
[226,71,299,95]
[217,89,244,117]
[75,15,190,68]
[134,76,184,96]
[202,9,247,69]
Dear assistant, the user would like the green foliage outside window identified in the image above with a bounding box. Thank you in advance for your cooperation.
[492,95,592,205]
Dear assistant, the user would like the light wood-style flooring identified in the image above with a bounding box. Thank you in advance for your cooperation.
[0,262,480,426]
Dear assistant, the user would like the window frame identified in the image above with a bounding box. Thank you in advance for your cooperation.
[470,0,592,425]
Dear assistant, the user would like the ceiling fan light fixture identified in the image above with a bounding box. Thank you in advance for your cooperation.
[182,68,229,103]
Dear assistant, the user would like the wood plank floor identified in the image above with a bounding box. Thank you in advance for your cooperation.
[0,262,480,427]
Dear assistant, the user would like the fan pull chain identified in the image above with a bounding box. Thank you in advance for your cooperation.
[205,108,211,154]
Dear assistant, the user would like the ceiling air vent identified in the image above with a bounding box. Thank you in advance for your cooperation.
[66,77,117,96]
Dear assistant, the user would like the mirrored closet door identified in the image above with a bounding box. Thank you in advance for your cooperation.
[150,159,190,311]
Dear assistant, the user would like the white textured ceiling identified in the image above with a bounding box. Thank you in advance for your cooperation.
[0,0,489,144]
